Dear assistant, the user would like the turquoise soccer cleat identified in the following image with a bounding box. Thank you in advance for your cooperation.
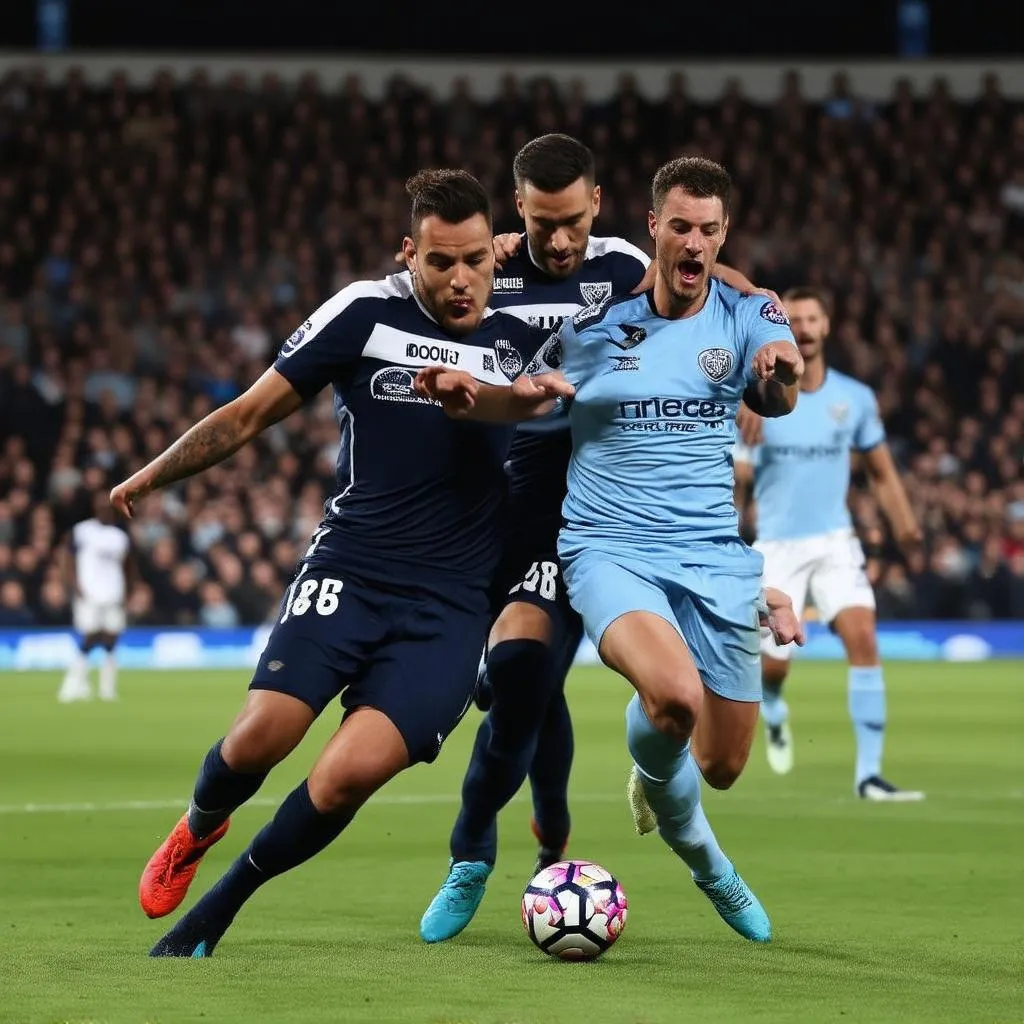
[419,860,492,943]
[695,866,772,943]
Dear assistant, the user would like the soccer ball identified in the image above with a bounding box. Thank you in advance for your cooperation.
[521,859,628,960]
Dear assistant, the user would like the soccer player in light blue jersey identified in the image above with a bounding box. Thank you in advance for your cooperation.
[417,156,804,943]
[733,287,925,801]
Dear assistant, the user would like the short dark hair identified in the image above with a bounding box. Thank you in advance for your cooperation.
[782,286,833,318]
[406,169,491,237]
[652,156,732,217]
[513,134,595,193]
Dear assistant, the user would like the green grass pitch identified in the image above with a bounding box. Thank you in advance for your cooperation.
[0,662,1020,1024]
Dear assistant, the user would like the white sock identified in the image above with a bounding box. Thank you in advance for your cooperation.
[59,651,91,700]
[99,652,118,699]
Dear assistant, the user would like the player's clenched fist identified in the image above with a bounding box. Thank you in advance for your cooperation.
[751,342,804,386]
[414,366,479,416]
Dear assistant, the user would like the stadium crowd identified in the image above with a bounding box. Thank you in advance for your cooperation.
[0,65,1022,627]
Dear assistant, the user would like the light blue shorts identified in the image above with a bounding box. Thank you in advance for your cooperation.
[560,541,764,703]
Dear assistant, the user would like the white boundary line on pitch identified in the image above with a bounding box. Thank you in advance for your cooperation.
[0,790,1019,816]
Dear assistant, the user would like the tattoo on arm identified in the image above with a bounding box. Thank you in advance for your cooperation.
[146,412,248,491]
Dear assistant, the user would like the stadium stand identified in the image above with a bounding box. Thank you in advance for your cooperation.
[0,66,1021,626]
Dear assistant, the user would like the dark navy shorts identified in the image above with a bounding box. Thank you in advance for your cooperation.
[493,514,577,624]
[250,567,490,764]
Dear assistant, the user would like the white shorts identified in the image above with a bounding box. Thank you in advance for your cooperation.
[756,529,875,660]
[73,599,126,636]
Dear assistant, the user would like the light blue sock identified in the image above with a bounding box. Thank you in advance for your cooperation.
[848,666,886,784]
[625,695,730,881]
[761,687,789,728]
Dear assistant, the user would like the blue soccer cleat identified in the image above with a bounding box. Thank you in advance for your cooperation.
[695,866,772,943]
[419,860,492,943]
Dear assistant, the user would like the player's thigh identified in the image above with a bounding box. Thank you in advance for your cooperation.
[809,535,878,662]
[307,706,411,812]
[73,599,100,636]
[674,567,763,705]
[489,539,570,648]
[756,539,811,662]
[100,603,126,635]
[565,553,703,734]
[249,567,381,721]
[345,591,492,766]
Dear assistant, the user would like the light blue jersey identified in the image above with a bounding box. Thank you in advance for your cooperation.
[529,282,798,701]
[735,369,885,542]
[533,281,797,560]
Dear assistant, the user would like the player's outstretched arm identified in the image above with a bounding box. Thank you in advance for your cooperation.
[743,342,804,417]
[861,443,924,555]
[110,368,304,518]
[414,366,574,422]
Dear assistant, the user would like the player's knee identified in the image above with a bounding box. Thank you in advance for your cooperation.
[489,601,554,647]
[699,752,747,790]
[644,686,701,744]
[307,772,377,815]
[223,708,309,773]
[837,614,878,665]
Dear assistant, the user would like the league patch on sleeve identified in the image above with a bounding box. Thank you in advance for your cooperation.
[759,301,790,326]
[526,334,562,374]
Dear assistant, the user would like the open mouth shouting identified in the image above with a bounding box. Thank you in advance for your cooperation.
[678,258,703,286]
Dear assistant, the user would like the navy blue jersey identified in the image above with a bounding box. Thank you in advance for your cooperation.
[489,235,649,516]
[273,272,544,591]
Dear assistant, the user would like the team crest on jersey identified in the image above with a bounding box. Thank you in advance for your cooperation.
[697,347,734,383]
[580,281,612,306]
[759,301,790,326]
[828,402,850,423]
[281,318,313,357]
[494,339,523,380]
[369,366,436,405]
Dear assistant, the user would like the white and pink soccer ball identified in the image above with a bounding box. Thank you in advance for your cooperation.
[521,859,628,960]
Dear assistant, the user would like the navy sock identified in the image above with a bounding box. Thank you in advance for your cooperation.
[450,639,557,864]
[529,690,573,851]
[188,739,268,839]
[152,781,356,957]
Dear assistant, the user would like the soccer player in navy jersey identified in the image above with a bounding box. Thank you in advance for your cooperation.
[109,169,566,958]
[420,135,782,944]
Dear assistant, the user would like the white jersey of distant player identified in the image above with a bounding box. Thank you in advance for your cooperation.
[72,518,130,635]
[734,369,886,659]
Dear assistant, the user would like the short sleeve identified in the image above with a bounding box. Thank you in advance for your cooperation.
[273,286,378,400]
[739,298,798,382]
[853,388,886,451]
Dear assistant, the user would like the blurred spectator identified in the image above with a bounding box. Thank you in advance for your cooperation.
[0,65,1020,623]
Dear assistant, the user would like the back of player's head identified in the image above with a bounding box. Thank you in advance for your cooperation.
[651,157,732,217]
[783,286,832,318]
[513,134,596,192]
[406,169,492,238]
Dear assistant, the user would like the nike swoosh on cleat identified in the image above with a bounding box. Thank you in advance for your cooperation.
[191,941,208,958]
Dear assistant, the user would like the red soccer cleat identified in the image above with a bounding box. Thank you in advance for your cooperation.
[138,814,230,919]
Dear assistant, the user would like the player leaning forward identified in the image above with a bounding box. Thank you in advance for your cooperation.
[109,170,563,957]
[418,157,805,942]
